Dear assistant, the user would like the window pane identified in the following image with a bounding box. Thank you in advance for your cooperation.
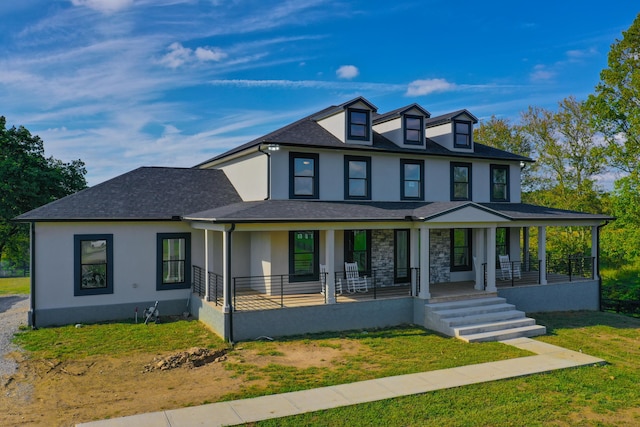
[406,129,420,141]
[456,122,469,134]
[294,177,314,195]
[350,111,367,125]
[395,230,409,279]
[162,238,185,284]
[350,124,366,137]
[454,166,468,182]
[456,134,469,146]
[81,240,107,264]
[406,117,421,129]
[493,168,507,184]
[404,181,420,198]
[493,184,506,200]
[404,163,420,180]
[454,183,468,199]
[294,158,314,177]
[163,238,185,261]
[163,261,185,283]
[293,231,315,276]
[81,240,108,289]
[452,229,471,269]
[349,161,367,179]
[349,179,366,197]
[81,264,107,288]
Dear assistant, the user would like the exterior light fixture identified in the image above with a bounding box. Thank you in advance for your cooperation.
[267,144,280,151]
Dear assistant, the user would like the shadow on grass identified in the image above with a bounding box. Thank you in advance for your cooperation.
[250,323,448,344]
[532,310,640,335]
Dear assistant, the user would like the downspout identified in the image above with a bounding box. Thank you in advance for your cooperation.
[257,145,271,200]
[596,220,609,311]
[30,222,37,329]
[226,223,236,344]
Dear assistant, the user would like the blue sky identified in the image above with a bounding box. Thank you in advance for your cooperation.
[1,1,638,186]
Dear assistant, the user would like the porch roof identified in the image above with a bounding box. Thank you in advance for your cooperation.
[184,200,613,224]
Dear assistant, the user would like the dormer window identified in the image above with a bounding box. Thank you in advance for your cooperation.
[454,120,472,148]
[404,115,423,145]
[348,108,370,141]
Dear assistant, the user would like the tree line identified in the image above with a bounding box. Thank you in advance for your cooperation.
[475,13,640,271]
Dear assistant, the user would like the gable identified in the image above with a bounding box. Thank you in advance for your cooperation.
[316,98,376,145]
[424,205,511,223]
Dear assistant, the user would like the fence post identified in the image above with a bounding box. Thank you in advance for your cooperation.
[568,258,573,282]
[280,275,284,308]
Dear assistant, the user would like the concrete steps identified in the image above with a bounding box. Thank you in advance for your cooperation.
[424,296,546,343]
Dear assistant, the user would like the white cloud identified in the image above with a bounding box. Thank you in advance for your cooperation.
[336,65,359,79]
[160,42,193,69]
[70,0,133,14]
[530,64,555,82]
[406,78,456,96]
[195,47,227,62]
[161,43,227,68]
[566,48,598,60]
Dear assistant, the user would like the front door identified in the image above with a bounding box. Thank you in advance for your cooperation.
[394,229,410,283]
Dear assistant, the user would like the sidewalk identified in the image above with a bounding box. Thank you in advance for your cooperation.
[77,338,605,427]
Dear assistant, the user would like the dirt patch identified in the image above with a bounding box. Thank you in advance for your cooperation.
[143,347,228,372]
[0,339,362,426]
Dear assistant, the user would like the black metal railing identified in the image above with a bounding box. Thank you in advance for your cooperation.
[332,267,414,302]
[192,265,223,305]
[233,273,323,311]
[546,256,594,283]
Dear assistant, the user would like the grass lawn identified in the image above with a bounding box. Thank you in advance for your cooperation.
[11,312,640,426]
[0,277,30,295]
[252,311,640,426]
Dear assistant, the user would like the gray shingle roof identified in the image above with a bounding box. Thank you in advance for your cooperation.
[16,167,242,221]
[425,109,479,127]
[373,103,431,124]
[196,106,531,166]
[184,200,612,223]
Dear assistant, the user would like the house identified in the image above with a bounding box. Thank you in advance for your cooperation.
[17,97,612,342]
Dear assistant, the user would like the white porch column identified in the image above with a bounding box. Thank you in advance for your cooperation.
[522,227,530,271]
[538,226,547,285]
[204,229,209,301]
[486,226,497,291]
[410,228,419,296]
[418,226,431,299]
[473,228,485,290]
[222,228,232,313]
[591,225,599,280]
[325,229,336,304]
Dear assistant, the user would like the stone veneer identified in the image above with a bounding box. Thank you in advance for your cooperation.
[371,229,396,285]
[429,229,451,283]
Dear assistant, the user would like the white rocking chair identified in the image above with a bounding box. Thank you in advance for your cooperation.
[344,262,369,293]
[499,255,521,281]
[320,264,342,295]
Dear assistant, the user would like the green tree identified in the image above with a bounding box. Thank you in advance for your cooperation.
[587,14,640,268]
[587,12,640,176]
[519,97,606,214]
[0,116,87,265]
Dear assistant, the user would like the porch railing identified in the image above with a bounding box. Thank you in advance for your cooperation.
[546,256,595,283]
[192,265,223,305]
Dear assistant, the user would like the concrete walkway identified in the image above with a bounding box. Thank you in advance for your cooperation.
[78,338,604,427]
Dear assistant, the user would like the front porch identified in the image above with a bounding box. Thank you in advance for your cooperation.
[192,256,596,312]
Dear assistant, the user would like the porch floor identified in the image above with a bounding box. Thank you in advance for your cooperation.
[428,281,494,303]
